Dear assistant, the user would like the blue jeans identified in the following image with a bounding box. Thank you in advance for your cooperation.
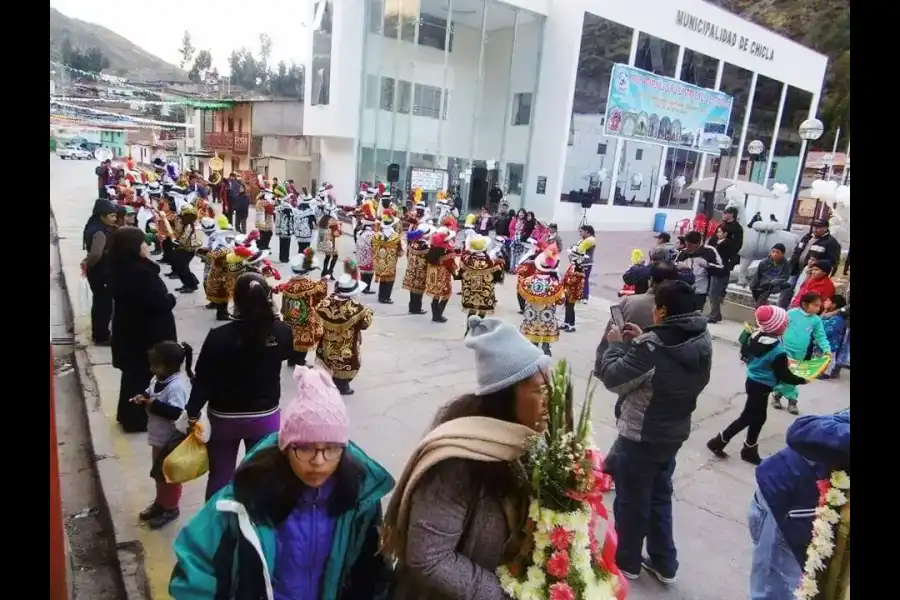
[748,490,802,599]
[604,436,679,576]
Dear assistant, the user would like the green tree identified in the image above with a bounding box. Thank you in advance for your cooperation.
[268,61,305,99]
[60,38,110,74]
[179,30,195,69]
[189,49,213,83]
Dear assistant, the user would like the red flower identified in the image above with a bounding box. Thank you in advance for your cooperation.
[549,581,576,600]
[550,526,573,551]
[508,562,522,577]
[547,551,570,579]
[816,479,830,506]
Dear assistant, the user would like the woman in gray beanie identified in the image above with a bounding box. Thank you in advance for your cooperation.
[383,315,556,600]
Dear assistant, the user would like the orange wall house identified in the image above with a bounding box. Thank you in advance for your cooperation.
[201,102,253,173]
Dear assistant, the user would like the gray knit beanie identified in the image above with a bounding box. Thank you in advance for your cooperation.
[464,315,552,396]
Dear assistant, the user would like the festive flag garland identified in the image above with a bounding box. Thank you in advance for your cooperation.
[50,100,196,128]
[50,95,233,109]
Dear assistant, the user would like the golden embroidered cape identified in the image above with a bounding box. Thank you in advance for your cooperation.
[278,277,329,352]
[425,252,458,301]
[204,247,231,304]
[317,220,341,256]
[517,273,565,344]
[315,296,374,380]
[402,240,429,294]
[562,264,586,303]
[460,252,499,313]
[175,223,202,251]
[373,233,402,282]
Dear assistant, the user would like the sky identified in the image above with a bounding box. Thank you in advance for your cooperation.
[51,0,311,74]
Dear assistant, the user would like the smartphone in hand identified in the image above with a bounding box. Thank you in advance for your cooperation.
[610,305,625,330]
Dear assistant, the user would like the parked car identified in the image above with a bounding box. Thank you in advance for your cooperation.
[57,146,93,160]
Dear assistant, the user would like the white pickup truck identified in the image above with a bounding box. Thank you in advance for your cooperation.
[57,146,94,160]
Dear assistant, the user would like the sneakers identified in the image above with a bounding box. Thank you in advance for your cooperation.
[619,569,640,581]
[560,324,577,333]
[642,556,677,584]
[740,442,762,465]
[706,433,728,457]
[787,400,799,415]
[771,393,783,409]
[147,508,180,530]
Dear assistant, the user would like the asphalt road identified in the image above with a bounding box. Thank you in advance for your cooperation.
[51,156,850,600]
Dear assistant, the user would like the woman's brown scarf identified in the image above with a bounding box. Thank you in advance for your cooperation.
[380,416,536,563]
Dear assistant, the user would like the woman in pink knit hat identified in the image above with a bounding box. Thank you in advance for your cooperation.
[707,305,810,465]
[170,366,395,600]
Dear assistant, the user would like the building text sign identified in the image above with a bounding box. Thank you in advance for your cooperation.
[675,10,775,62]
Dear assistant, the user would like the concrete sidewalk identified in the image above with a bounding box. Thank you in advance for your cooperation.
[52,157,848,600]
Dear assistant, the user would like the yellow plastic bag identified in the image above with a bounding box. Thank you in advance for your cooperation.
[162,424,209,484]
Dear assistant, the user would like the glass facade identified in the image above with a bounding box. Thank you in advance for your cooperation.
[311,0,334,106]
[743,74,783,183]
[561,13,633,206]
[770,86,813,190]
[358,0,544,211]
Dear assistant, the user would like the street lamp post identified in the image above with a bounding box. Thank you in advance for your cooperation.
[813,153,835,220]
[703,133,732,243]
[747,140,764,184]
[786,118,824,228]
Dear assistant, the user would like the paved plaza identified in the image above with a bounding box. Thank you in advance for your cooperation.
[51,158,850,600]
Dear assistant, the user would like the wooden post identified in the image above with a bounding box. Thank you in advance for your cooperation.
[822,502,850,600]
[50,343,68,600]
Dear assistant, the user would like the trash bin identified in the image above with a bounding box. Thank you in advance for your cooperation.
[653,212,667,233]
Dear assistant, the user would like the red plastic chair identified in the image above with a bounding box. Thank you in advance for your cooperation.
[692,214,707,233]
[706,219,720,237]
[674,219,691,235]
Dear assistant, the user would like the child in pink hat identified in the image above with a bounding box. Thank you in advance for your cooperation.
[170,366,395,600]
[706,306,810,465]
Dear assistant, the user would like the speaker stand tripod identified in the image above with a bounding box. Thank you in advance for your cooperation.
[578,206,590,229]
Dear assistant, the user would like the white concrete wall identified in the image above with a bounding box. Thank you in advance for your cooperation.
[319,137,358,202]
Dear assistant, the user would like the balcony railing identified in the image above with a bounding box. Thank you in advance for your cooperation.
[204,131,233,151]
[202,131,250,154]
[234,132,250,154]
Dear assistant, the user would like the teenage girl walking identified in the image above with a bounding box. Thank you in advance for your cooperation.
[130,340,194,529]
[707,306,808,465]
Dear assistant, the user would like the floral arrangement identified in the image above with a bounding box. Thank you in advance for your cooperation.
[498,360,627,600]
[794,470,850,600]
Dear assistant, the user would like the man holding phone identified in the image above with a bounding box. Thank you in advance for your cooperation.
[597,261,679,358]
[594,279,713,585]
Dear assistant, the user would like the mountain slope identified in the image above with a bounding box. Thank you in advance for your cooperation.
[50,8,188,82]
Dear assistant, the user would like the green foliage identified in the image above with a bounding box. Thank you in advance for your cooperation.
[60,38,110,74]
[179,30,195,70]
[225,33,304,99]
[189,50,214,84]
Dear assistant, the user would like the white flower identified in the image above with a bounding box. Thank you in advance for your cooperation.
[812,535,835,557]
[804,545,826,572]
[812,518,835,543]
[816,505,841,524]
[824,488,848,507]
[830,470,850,490]
[525,566,546,589]
[796,574,819,598]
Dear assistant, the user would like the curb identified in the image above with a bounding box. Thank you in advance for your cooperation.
[51,204,153,600]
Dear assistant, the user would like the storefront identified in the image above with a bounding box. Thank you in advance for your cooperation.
[304,0,826,230]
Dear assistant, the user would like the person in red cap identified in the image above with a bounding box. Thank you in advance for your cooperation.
[707,305,809,465]
[425,228,459,322]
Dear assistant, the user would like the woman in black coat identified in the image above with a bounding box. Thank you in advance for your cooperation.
[109,227,178,433]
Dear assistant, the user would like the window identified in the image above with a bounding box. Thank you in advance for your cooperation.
[365,75,379,109]
[397,80,412,114]
[414,84,444,120]
[368,0,383,34]
[203,110,213,132]
[238,119,243,133]
[769,162,778,179]
[512,93,532,126]
[738,159,748,175]
[507,163,525,195]
[380,77,395,111]
[635,149,644,160]
[311,0,333,106]
[597,143,607,155]
[227,117,234,132]
[419,14,453,52]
